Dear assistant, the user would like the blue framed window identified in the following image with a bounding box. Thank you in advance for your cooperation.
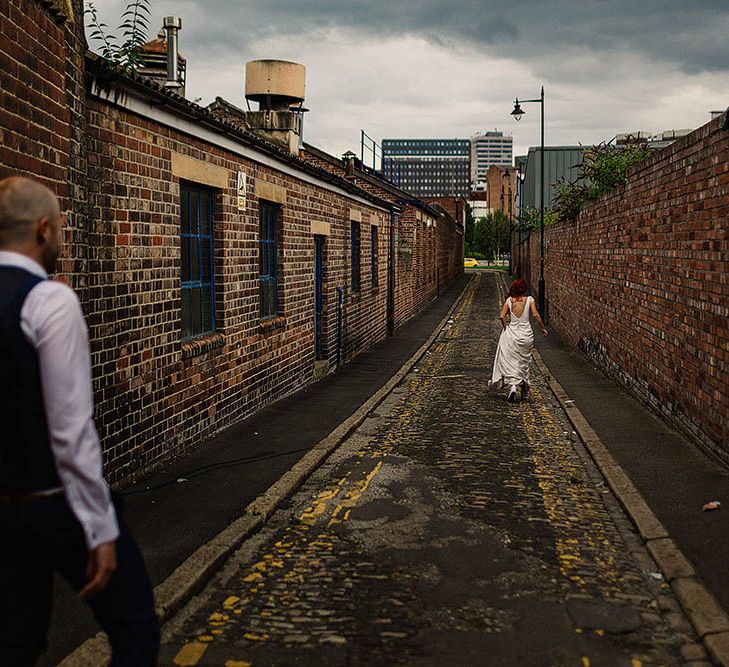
[181,183,216,340]
[371,225,378,287]
[351,220,360,292]
[259,201,279,318]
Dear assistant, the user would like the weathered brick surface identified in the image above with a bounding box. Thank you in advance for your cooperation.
[522,116,729,459]
[300,149,464,330]
[2,3,463,484]
[0,0,71,189]
[0,0,87,292]
[82,95,462,482]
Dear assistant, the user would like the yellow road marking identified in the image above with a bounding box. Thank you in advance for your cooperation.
[225,661,252,667]
[173,641,208,666]
[166,294,469,657]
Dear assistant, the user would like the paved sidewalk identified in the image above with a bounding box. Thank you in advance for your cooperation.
[43,275,469,666]
[533,313,729,615]
[159,273,700,666]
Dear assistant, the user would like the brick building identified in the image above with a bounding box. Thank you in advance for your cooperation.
[483,165,517,218]
[299,146,464,331]
[0,0,464,482]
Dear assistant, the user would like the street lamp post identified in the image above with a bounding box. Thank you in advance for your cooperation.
[506,170,513,275]
[511,86,546,320]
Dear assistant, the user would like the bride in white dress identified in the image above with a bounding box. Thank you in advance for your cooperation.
[491,279,548,402]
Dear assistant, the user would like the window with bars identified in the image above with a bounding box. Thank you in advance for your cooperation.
[371,225,378,287]
[259,201,279,318]
[351,220,360,292]
[180,183,216,340]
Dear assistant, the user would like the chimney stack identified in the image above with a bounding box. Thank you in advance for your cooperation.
[342,151,357,178]
[162,17,183,91]
[137,21,186,96]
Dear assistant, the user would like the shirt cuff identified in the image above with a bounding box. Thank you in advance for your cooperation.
[80,501,120,550]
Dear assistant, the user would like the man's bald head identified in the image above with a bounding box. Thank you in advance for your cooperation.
[0,177,60,247]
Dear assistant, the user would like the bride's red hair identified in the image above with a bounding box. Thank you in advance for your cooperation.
[508,279,528,298]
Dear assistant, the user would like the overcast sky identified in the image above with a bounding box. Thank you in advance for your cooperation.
[88,1,729,162]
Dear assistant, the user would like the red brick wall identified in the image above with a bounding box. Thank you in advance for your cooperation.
[301,151,463,329]
[0,0,88,291]
[525,115,729,459]
[1,5,464,482]
[84,99,394,481]
[0,0,71,188]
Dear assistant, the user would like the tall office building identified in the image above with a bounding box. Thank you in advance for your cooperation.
[381,138,470,197]
[471,131,513,191]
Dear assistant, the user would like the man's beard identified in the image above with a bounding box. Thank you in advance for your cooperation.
[42,242,59,274]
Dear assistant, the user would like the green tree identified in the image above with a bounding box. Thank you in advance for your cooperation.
[472,211,510,263]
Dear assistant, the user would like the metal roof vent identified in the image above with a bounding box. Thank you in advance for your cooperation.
[244,60,307,154]
[162,17,183,92]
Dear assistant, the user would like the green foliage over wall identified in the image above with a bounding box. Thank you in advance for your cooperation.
[552,138,652,224]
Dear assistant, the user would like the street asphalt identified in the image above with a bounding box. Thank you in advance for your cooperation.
[41,275,469,666]
[45,268,729,665]
[533,318,729,613]
[158,272,701,666]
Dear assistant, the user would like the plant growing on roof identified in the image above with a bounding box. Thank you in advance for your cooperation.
[85,0,151,71]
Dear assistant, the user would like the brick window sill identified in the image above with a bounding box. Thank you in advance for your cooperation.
[181,333,225,359]
[258,316,287,333]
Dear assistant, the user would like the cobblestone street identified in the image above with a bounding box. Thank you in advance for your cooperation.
[161,273,703,666]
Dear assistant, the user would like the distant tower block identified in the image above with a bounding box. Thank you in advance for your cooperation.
[244,60,306,153]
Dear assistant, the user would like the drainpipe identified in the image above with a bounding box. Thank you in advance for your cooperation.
[336,287,344,366]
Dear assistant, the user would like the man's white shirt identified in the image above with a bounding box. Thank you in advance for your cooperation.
[0,250,119,549]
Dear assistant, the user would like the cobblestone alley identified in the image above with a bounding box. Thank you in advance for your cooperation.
[160,273,704,666]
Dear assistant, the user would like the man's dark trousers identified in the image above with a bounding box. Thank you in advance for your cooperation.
[0,495,159,666]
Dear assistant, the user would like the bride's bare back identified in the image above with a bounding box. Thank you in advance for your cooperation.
[510,296,526,318]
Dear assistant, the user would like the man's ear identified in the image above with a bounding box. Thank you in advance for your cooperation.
[36,216,51,243]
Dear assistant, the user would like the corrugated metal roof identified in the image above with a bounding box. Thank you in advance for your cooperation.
[522,146,585,210]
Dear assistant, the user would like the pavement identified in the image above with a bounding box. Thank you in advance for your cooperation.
[50,269,729,666]
[42,274,469,666]
[155,272,706,665]
[531,299,729,663]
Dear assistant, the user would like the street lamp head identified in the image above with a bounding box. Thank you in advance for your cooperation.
[511,100,525,121]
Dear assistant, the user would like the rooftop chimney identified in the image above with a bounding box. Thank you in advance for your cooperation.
[137,22,186,96]
[342,151,357,178]
[163,17,183,92]
[244,60,306,154]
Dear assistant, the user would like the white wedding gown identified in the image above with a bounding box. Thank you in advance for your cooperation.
[491,296,534,389]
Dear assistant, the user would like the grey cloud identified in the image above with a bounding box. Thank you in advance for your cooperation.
[164,0,729,75]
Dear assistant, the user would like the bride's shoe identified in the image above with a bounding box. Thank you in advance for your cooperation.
[507,384,517,403]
